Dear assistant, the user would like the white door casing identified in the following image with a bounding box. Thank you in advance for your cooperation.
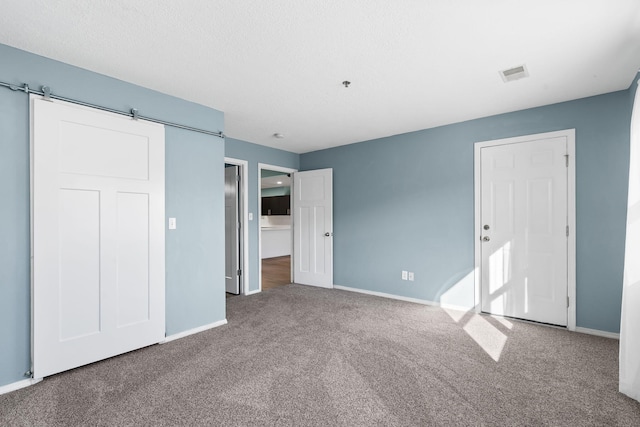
[31,97,165,378]
[225,157,248,295]
[293,168,333,288]
[257,163,296,292]
[474,130,576,328]
[225,165,240,294]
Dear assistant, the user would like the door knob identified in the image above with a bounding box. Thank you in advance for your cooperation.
[324,232,331,237]
[482,236,490,242]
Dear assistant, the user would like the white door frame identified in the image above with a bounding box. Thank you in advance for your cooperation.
[473,129,576,331]
[225,157,249,295]
[257,163,298,292]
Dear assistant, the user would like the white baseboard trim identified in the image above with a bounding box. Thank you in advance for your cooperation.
[160,319,228,344]
[331,286,622,339]
[0,377,42,396]
[439,303,475,312]
[333,285,473,312]
[575,327,619,339]
[245,289,261,296]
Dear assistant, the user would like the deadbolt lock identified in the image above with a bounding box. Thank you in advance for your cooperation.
[483,224,490,230]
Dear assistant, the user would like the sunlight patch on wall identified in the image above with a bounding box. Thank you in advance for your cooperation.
[440,270,475,313]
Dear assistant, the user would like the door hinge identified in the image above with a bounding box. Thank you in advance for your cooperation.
[236,174,240,182]
[566,225,569,237]
[567,296,570,308]
[237,269,242,276]
[564,154,569,167]
[237,222,241,229]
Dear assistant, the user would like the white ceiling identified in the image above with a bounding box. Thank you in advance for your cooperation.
[1,1,640,154]
[262,174,291,189]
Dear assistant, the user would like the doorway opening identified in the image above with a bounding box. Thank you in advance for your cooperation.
[224,158,248,297]
[258,163,297,292]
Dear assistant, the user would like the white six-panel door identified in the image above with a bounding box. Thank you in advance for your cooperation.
[479,136,568,326]
[293,168,333,288]
[32,97,165,378]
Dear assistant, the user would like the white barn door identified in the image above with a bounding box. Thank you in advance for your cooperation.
[32,98,165,378]
[479,135,569,326]
[293,168,333,288]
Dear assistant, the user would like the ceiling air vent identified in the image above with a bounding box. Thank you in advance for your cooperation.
[500,64,529,82]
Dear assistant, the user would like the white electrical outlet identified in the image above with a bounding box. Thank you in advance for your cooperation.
[408,272,415,281]
[401,270,408,280]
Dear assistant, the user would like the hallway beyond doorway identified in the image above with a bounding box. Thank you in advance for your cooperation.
[262,256,291,291]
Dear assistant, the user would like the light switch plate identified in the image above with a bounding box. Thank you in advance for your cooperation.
[169,217,176,229]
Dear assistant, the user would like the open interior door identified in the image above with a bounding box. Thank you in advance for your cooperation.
[225,165,241,294]
[293,168,333,288]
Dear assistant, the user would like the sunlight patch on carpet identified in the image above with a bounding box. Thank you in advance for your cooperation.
[463,314,507,362]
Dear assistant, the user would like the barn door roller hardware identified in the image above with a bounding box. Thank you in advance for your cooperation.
[0,81,225,139]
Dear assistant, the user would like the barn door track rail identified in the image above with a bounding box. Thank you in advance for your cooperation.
[0,81,225,139]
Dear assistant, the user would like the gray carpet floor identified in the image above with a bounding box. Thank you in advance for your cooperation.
[1,284,639,426]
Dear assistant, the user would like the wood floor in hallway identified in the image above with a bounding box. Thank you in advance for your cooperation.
[262,255,291,291]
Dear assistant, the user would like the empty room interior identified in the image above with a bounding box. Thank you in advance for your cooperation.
[2,1,640,425]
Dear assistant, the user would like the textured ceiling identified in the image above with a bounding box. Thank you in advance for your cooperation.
[1,1,640,153]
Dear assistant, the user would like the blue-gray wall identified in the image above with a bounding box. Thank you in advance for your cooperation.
[225,138,299,293]
[0,44,226,387]
[1,41,635,389]
[301,89,632,333]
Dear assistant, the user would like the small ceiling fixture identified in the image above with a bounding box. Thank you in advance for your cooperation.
[342,80,351,88]
[500,64,529,83]
[273,133,284,139]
